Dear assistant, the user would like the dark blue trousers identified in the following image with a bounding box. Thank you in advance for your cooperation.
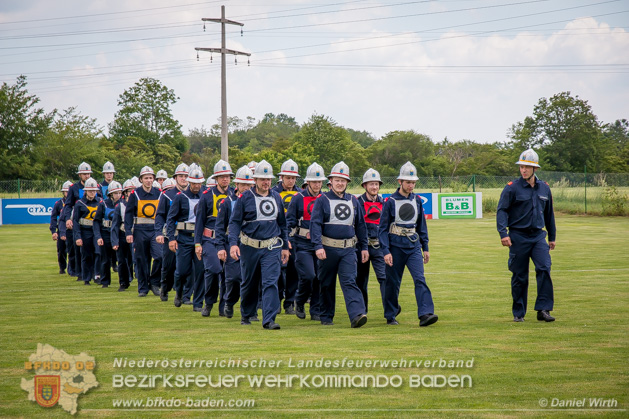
[64,233,78,276]
[356,245,387,313]
[78,227,95,283]
[161,239,176,293]
[56,236,67,272]
[508,230,554,318]
[224,255,242,307]
[98,231,114,286]
[133,228,161,294]
[174,233,205,308]
[384,245,434,321]
[116,240,132,287]
[278,245,299,309]
[239,244,281,324]
[199,237,221,309]
[318,247,366,323]
[218,270,226,313]
[294,249,321,317]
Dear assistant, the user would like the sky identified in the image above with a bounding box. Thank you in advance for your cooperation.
[1,0,628,144]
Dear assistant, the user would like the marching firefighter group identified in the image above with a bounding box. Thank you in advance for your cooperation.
[50,158,438,330]
[49,148,557,328]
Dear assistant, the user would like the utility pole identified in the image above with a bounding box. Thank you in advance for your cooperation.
[195,5,250,162]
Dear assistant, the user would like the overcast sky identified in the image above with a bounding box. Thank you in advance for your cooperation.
[1,0,628,144]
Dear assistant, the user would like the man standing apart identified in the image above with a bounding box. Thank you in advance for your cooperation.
[310,161,369,328]
[229,160,290,329]
[497,148,556,323]
[379,162,437,327]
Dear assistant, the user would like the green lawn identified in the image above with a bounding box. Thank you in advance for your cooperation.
[1,216,627,418]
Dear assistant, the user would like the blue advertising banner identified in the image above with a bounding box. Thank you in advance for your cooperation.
[381,193,433,219]
[1,198,60,225]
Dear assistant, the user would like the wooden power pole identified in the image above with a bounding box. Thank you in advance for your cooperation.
[196,5,250,162]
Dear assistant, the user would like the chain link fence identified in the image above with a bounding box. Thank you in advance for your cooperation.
[2,171,628,215]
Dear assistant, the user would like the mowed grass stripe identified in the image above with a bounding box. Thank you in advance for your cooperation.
[0,216,627,418]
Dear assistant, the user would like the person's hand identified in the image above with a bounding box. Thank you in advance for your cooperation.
[423,251,430,264]
[126,235,133,244]
[113,245,119,251]
[288,240,292,250]
[76,239,83,247]
[156,235,164,244]
[169,241,178,253]
[66,220,73,230]
[52,233,58,241]
[316,249,326,260]
[384,253,393,266]
[281,249,290,264]
[501,237,512,247]
[195,245,203,260]
[217,250,227,262]
[97,238,104,246]
[549,241,556,250]
[230,245,240,261]
[361,250,369,264]
[60,236,66,241]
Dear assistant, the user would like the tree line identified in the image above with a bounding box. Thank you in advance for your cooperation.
[1,75,627,182]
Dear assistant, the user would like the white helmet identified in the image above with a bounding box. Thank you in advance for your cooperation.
[123,179,136,191]
[107,181,122,194]
[397,161,419,181]
[77,162,92,174]
[304,162,327,182]
[362,168,383,185]
[253,160,275,179]
[131,176,141,187]
[139,166,155,178]
[247,161,258,173]
[161,178,176,190]
[102,161,115,173]
[156,169,168,179]
[61,181,72,192]
[213,159,234,177]
[174,163,190,176]
[152,180,161,189]
[188,167,205,184]
[84,178,100,191]
[206,176,217,187]
[516,148,541,168]
[328,161,351,181]
[278,159,299,177]
[234,165,255,184]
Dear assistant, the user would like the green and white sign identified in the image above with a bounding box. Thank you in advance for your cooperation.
[436,193,481,219]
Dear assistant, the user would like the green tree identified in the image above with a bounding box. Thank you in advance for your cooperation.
[0,75,54,179]
[35,107,103,180]
[347,128,376,148]
[600,119,629,173]
[509,92,605,172]
[293,114,368,175]
[367,130,436,176]
[109,77,187,153]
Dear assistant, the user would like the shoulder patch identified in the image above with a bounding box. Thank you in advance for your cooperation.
[203,189,210,194]
[177,191,182,195]
[507,181,513,186]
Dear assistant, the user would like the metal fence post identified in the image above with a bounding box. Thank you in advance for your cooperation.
[17,178,21,199]
[584,165,587,214]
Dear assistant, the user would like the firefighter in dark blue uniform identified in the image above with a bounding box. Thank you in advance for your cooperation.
[124,166,163,297]
[155,167,189,304]
[497,148,556,323]
[215,165,255,319]
[100,161,117,272]
[50,181,71,275]
[310,161,369,328]
[63,162,97,281]
[93,181,122,288]
[194,159,235,316]
[72,178,101,285]
[286,163,326,321]
[111,180,135,291]
[166,168,207,315]
[229,160,290,330]
[379,162,437,327]
[273,159,303,314]
[356,168,391,314]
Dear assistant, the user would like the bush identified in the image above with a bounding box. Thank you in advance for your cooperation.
[601,186,628,216]
[483,197,498,213]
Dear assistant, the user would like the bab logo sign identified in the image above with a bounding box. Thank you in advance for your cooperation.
[436,193,481,219]
[1,198,60,225]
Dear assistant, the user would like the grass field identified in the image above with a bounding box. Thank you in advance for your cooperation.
[1,216,628,418]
